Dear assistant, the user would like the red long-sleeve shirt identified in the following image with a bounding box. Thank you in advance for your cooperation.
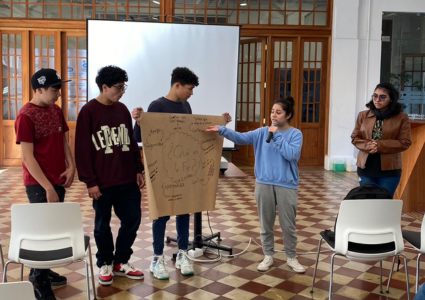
[75,99,144,189]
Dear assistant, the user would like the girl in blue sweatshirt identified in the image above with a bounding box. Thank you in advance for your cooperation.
[206,96,304,273]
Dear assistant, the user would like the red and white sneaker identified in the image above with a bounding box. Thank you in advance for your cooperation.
[98,264,113,286]
[113,262,144,280]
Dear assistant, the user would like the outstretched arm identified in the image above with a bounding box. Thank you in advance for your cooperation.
[206,125,256,145]
[205,125,219,132]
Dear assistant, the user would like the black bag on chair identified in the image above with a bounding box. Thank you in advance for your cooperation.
[324,182,393,241]
[343,182,393,200]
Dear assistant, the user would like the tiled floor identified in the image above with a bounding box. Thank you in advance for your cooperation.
[0,166,423,300]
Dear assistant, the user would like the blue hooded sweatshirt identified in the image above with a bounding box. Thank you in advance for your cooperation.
[218,126,303,190]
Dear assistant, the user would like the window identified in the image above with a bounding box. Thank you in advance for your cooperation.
[381,12,425,116]
[174,0,327,25]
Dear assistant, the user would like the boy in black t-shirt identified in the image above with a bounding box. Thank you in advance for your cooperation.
[132,67,231,280]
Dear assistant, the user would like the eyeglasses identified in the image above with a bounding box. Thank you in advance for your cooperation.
[372,94,388,101]
[112,84,128,92]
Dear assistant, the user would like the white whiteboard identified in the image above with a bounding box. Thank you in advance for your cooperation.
[87,20,240,149]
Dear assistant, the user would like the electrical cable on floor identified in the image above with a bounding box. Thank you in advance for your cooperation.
[184,211,333,263]
[205,238,252,258]
[185,211,253,262]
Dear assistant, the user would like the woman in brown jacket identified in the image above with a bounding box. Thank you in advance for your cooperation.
[351,82,411,197]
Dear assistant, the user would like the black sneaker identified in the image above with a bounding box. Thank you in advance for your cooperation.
[47,270,67,286]
[30,270,67,286]
[33,277,56,300]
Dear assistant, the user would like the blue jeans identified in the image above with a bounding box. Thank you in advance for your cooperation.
[26,184,65,203]
[359,176,401,198]
[92,183,141,268]
[152,214,190,255]
[416,284,425,300]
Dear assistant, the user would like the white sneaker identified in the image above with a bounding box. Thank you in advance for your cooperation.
[113,262,144,280]
[287,257,305,273]
[149,255,169,280]
[176,250,194,276]
[98,264,113,285]
[257,255,274,271]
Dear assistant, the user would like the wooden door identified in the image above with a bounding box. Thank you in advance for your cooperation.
[61,32,87,160]
[0,30,63,167]
[232,38,267,166]
[1,31,29,166]
[297,38,328,166]
[268,37,328,166]
[30,31,62,102]
[268,37,300,127]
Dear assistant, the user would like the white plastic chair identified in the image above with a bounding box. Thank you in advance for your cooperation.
[3,203,97,300]
[387,214,425,293]
[0,281,34,300]
[309,200,410,300]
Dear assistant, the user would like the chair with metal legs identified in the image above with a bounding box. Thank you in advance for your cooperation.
[309,200,410,300]
[387,213,425,294]
[3,203,97,300]
[1,239,24,283]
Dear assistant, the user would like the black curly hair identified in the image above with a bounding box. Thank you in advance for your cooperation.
[171,67,199,87]
[95,65,128,92]
[274,95,295,121]
[366,82,402,115]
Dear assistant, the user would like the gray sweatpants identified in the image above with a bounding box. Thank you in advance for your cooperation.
[254,182,298,258]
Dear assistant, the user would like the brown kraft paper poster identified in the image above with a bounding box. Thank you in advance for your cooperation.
[140,113,225,220]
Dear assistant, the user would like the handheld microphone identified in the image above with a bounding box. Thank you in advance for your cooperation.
[266,122,278,143]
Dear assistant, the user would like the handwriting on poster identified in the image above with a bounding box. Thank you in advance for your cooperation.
[143,115,218,202]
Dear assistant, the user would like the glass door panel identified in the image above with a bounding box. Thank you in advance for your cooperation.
[298,37,328,166]
[272,40,293,102]
[2,33,23,120]
[1,30,29,167]
[301,40,322,124]
[34,34,55,72]
[66,36,87,121]
[232,37,266,166]
[238,39,263,123]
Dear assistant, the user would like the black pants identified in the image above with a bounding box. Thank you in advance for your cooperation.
[92,183,142,268]
[25,184,66,279]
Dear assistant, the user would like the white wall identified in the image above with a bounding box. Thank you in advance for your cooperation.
[326,0,425,169]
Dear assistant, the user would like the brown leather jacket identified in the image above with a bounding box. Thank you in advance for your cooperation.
[351,110,411,170]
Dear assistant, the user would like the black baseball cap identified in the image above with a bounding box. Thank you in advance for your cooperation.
[31,68,71,90]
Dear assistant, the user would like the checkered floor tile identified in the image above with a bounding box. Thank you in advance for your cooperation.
[0,166,423,300]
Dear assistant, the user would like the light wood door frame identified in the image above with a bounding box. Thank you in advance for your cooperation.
[1,30,30,166]
[234,35,330,167]
[267,36,329,166]
[29,31,63,104]
[1,30,65,166]
[232,37,267,166]
[297,37,329,166]
[61,31,87,163]
[267,37,300,129]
